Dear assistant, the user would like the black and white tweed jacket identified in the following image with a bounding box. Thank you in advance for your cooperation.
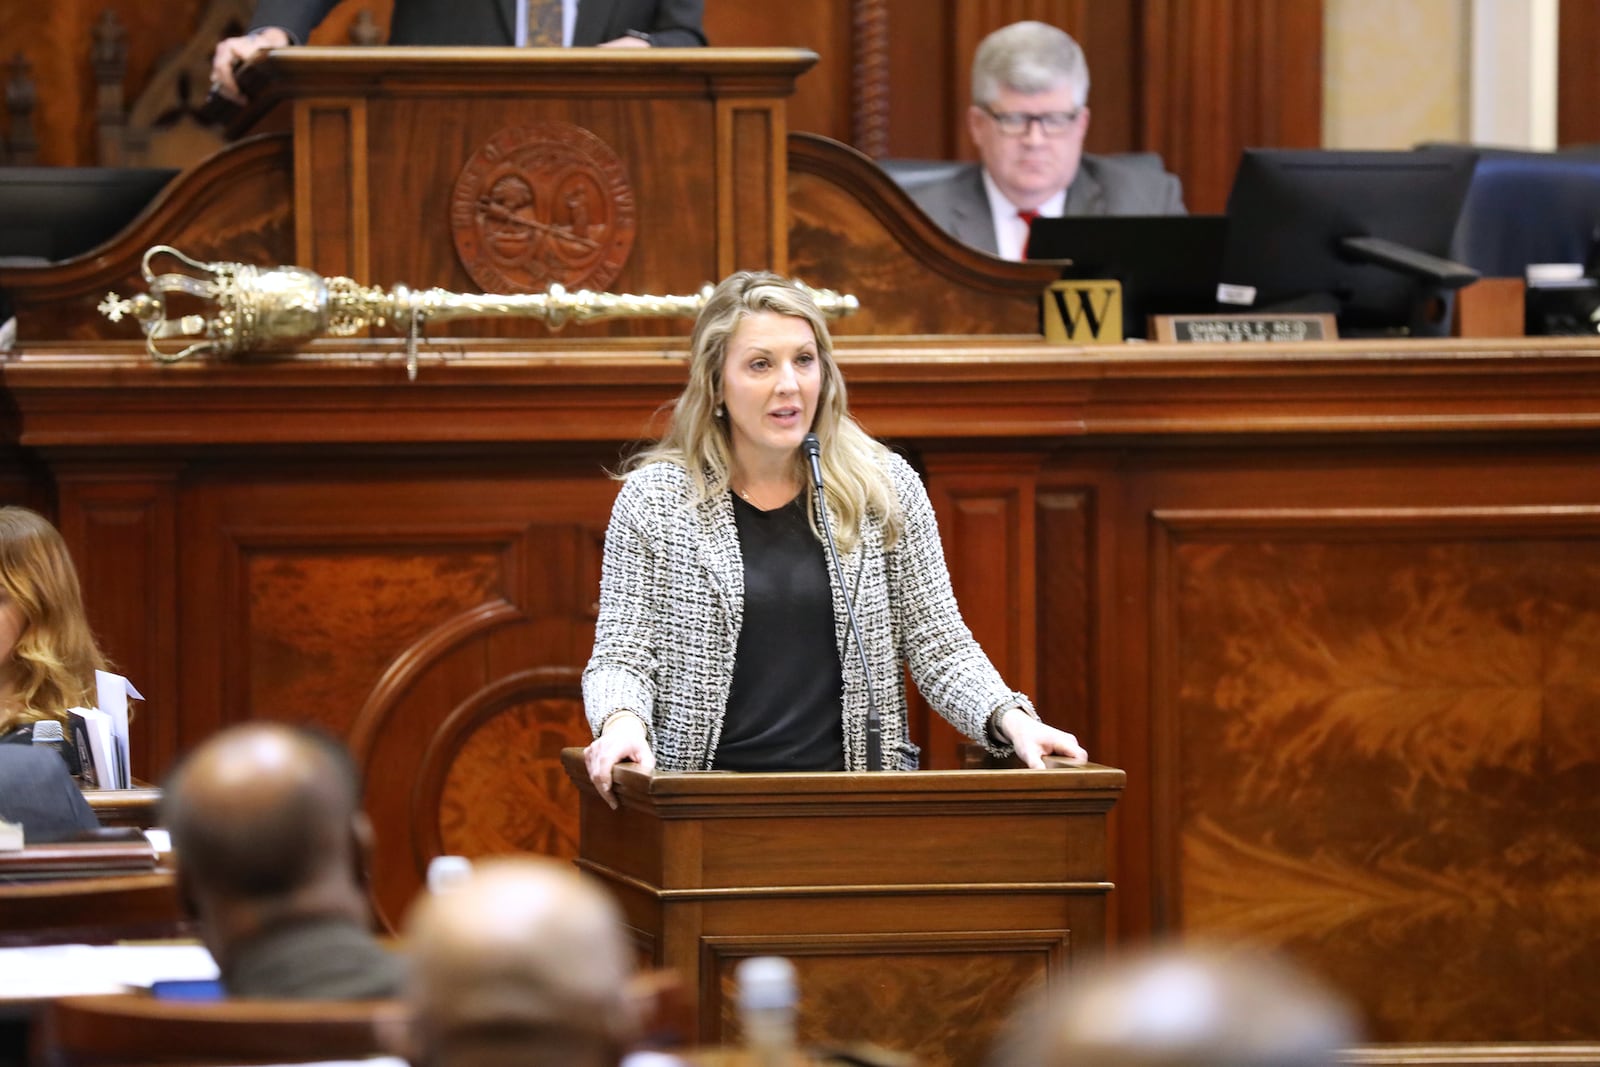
[582,449,1033,771]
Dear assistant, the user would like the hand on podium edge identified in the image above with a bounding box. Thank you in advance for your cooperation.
[998,708,1087,768]
[209,27,290,106]
[585,711,656,809]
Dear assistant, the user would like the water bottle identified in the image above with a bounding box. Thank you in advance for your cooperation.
[737,956,798,1067]
[426,854,473,894]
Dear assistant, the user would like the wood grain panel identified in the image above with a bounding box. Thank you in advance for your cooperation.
[52,474,179,779]
[241,546,503,739]
[706,931,1066,1067]
[1157,510,1600,1041]
[1140,0,1324,213]
[703,0,853,142]
[1036,488,1092,745]
[880,0,955,159]
[928,469,1035,685]
[297,101,367,278]
[1558,0,1600,147]
[720,102,780,274]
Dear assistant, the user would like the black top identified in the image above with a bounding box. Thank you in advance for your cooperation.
[713,492,845,772]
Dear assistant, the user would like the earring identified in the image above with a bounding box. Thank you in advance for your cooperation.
[715,405,724,418]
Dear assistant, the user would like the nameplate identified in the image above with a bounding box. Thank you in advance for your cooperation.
[1043,279,1123,344]
[1152,312,1337,343]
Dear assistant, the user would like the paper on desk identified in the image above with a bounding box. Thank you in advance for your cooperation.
[0,943,217,999]
[94,670,143,790]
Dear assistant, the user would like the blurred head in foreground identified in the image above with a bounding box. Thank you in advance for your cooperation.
[991,944,1359,1067]
[400,856,641,1067]
[162,721,397,998]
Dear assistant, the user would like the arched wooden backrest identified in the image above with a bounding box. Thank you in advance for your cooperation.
[0,873,188,947]
[36,993,396,1067]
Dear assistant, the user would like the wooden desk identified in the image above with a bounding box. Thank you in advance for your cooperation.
[563,750,1124,1067]
[82,788,162,830]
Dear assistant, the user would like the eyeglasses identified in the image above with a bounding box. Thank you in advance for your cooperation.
[981,106,1082,136]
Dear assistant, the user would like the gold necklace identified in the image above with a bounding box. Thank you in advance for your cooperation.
[732,480,795,508]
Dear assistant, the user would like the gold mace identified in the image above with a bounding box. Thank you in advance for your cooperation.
[99,246,860,381]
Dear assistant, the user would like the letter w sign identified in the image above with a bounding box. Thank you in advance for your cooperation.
[1043,280,1124,344]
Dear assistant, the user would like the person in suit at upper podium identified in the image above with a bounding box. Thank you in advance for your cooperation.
[909,20,1186,261]
[211,0,707,104]
[580,271,1087,806]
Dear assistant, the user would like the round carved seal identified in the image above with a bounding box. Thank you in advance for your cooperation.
[450,122,637,294]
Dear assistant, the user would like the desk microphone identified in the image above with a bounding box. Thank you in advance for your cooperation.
[802,432,882,771]
[32,718,81,776]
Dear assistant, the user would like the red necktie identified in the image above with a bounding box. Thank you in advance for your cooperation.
[1018,208,1040,259]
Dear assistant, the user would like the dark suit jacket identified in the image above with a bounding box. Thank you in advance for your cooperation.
[251,0,706,47]
[225,915,403,999]
[908,155,1187,257]
[0,744,100,844]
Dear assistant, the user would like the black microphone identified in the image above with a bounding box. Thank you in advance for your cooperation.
[802,432,882,771]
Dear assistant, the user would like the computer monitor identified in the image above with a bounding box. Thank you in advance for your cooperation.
[1219,149,1480,337]
[1026,215,1229,339]
[0,167,178,263]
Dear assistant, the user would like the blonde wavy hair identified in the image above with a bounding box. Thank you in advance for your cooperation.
[628,271,903,553]
[0,506,108,733]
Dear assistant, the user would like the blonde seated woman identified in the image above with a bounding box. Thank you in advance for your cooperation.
[582,271,1087,805]
[0,506,111,839]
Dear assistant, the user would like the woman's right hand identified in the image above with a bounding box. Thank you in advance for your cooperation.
[584,712,656,809]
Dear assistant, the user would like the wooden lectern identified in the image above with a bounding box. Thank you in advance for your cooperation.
[560,750,1124,1067]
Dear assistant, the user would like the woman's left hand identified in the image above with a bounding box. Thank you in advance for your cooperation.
[998,709,1088,767]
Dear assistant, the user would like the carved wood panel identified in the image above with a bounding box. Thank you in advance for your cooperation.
[173,459,614,925]
[1154,507,1600,1041]
[705,930,1068,1067]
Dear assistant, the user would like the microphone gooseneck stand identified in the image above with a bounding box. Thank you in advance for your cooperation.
[802,433,882,771]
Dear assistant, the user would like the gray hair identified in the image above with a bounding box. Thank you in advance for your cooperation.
[971,21,1089,109]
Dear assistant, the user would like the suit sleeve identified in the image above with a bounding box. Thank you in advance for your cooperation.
[1161,170,1188,215]
[643,0,706,46]
[248,0,341,43]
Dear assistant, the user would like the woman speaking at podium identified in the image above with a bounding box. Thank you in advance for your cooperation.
[581,272,1085,805]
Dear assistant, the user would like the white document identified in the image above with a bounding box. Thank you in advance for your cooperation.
[67,706,116,790]
[95,670,142,789]
[0,943,218,999]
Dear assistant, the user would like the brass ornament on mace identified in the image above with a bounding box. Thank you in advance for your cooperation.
[98,246,861,381]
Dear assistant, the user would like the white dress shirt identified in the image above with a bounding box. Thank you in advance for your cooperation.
[981,168,1067,262]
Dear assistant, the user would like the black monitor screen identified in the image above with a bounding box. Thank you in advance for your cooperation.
[1027,215,1228,339]
[0,167,178,263]
[1220,149,1478,336]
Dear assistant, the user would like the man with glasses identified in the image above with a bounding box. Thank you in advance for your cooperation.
[910,21,1185,261]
